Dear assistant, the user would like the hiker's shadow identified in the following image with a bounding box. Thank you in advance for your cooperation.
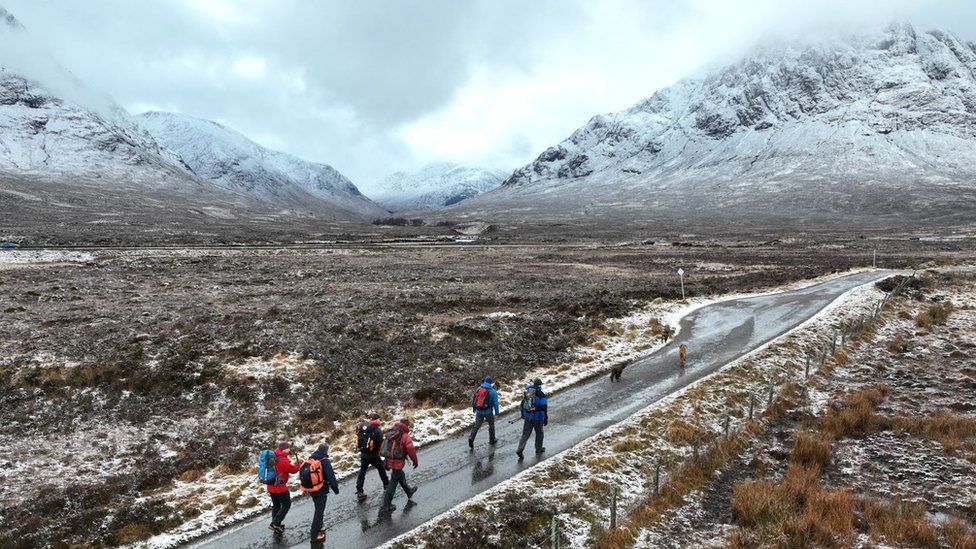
[471,450,495,484]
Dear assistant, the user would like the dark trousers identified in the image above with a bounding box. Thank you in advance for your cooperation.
[356,453,389,493]
[469,413,496,442]
[382,468,410,506]
[310,491,328,538]
[269,491,291,526]
[517,419,545,453]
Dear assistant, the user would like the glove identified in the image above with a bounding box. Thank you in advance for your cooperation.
[544,417,549,426]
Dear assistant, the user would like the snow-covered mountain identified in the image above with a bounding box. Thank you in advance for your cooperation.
[370,162,507,212]
[137,112,385,220]
[0,6,205,191]
[453,23,976,227]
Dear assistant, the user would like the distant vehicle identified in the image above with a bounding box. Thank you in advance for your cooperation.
[0,242,19,250]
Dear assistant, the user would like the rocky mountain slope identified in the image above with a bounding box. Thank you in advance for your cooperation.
[137,112,385,220]
[453,24,976,228]
[0,6,210,193]
[370,162,507,212]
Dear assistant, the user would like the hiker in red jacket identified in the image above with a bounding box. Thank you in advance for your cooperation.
[379,418,418,512]
[267,442,302,534]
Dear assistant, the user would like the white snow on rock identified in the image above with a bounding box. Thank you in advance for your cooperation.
[136,111,386,220]
[370,162,507,212]
[454,23,976,226]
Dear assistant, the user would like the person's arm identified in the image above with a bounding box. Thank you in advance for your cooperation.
[491,388,500,415]
[472,390,477,413]
[404,436,418,467]
[538,396,549,424]
[324,460,339,494]
[286,457,302,474]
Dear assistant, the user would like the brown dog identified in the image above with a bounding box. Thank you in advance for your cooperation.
[610,359,634,382]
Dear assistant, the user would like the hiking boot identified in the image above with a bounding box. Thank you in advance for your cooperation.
[356,491,368,502]
[272,524,285,535]
[468,438,474,450]
[516,449,524,460]
[379,504,396,513]
[313,530,327,542]
[406,485,418,499]
[536,447,546,454]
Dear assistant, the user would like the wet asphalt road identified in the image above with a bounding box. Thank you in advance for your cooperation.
[191,270,894,549]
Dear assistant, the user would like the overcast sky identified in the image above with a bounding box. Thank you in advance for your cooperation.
[5,0,976,191]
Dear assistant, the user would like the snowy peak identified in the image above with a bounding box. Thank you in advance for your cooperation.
[0,6,195,186]
[471,24,976,228]
[371,162,506,212]
[137,111,386,220]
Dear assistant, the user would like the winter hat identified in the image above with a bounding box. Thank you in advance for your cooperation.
[483,376,493,384]
[533,378,543,387]
[317,443,330,455]
[399,417,411,427]
[367,411,380,420]
[278,441,291,450]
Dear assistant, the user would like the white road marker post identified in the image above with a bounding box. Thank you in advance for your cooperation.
[677,268,685,300]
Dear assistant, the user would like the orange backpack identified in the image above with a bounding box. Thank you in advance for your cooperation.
[299,458,325,493]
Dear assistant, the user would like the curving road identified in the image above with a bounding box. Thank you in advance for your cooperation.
[191,270,894,549]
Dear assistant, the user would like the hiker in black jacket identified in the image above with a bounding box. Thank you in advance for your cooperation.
[355,412,389,502]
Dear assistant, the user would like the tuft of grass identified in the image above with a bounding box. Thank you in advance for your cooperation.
[861,499,939,548]
[819,385,889,439]
[915,302,955,328]
[791,431,832,471]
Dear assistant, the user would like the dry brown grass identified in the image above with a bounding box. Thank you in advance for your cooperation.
[819,385,889,439]
[791,431,832,471]
[861,499,939,548]
[886,333,911,354]
[915,301,955,328]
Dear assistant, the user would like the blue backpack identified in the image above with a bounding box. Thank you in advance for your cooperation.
[257,449,279,485]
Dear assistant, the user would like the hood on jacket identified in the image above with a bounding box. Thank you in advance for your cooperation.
[369,418,381,427]
[310,449,328,460]
[274,447,289,459]
[394,420,411,433]
[483,376,493,385]
[480,381,494,389]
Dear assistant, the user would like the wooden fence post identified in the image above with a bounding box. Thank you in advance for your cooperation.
[610,485,618,530]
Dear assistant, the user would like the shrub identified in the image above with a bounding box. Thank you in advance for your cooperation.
[791,431,832,471]
[915,302,954,328]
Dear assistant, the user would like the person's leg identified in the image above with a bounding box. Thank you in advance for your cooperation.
[270,493,280,526]
[534,420,545,453]
[274,491,292,525]
[487,414,496,442]
[382,469,401,507]
[370,454,389,487]
[356,454,369,493]
[310,493,327,538]
[517,419,533,452]
[469,413,484,441]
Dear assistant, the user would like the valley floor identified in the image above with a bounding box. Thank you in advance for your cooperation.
[0,238,968,547]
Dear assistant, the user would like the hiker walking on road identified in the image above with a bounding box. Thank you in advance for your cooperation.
[469,376,500,449]
[516,378,548,460]
[355,412,389,502]
[679,343,688,368]
[379,418,418,512]
[300,443,339,544]
[265,442,302,535]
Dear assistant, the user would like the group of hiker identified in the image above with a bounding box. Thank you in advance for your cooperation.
[254,343,698,544]
[255,376,550,543]
[257,415,417,543]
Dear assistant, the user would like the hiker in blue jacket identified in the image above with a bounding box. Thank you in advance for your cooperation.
[468,376,500,449]
[516,378,548,460]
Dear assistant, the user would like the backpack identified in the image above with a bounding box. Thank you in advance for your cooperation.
[379,428,405,460]
[520,386,537,416]
[473,386,491,411]
[257,449,279,485]
[357,422,381,453]
[299,458,325,493]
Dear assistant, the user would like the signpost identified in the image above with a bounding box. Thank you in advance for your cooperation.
[677,268,685,300]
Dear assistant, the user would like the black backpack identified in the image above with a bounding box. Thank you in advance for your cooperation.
[356,422,381,453]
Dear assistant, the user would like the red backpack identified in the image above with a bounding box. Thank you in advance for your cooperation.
[473,386,491,410]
